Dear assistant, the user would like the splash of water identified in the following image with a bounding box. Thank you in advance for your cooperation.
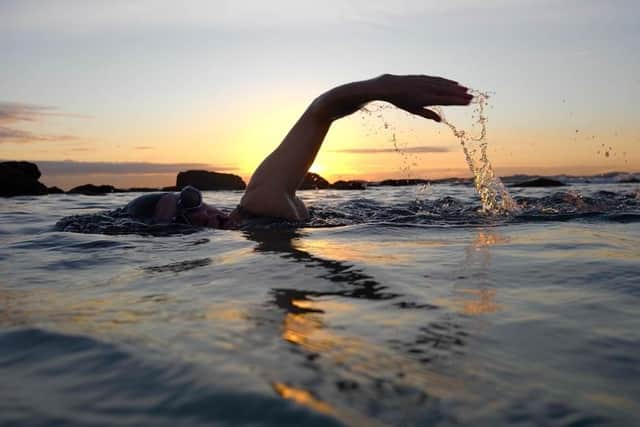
[434,91,519,214]
[359,103,418,181]
[360,92,519,214]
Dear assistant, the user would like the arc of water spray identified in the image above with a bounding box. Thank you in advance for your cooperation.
[434,91,519,214]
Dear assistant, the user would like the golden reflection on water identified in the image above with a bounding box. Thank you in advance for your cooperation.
[272,382,387,427]
[0,285,171,335]
[205,304,247,322]
[435,229,505,316]
[473,229,510,247]
[585,392,636,411]
[272,382,335,415]
[0,287,32,327]
[296,238,447,265]
[281,299,348,354]
[276,298,464,401]
[457,289,500,315]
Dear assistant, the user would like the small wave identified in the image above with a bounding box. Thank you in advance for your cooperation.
[0,327,344,427]
[53,190,640,235]
[309,190,640,227]
[54,207,202,236]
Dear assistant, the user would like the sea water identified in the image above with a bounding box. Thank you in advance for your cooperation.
[1,182,640,427]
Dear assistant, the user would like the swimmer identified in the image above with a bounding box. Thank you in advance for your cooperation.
[126,74,472,228]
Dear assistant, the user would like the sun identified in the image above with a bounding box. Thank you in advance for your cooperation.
[308,162,324,175]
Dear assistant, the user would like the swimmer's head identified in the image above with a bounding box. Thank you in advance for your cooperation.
[175,186,235,229]
[177,186,203,211]
[182,204,230,228]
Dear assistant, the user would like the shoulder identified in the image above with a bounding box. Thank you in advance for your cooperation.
[153,193,180,223]
[239,188,308,221]
[127,192,172,219]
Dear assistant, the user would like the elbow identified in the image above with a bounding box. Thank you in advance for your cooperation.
[308,94,335,122]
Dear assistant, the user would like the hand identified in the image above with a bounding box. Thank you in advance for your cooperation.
[375,74,472,122]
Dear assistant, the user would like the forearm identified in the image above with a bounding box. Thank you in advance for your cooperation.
[311,76,386,121]
[245,77,386,196]
[245,106,331,194]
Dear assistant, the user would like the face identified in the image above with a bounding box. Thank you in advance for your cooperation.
[186,204,229,228]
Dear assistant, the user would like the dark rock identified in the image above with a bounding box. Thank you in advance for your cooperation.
[47,186,65,194]
[618,177,639,183]
[176,170,246,191]
[431,177,473,185]
[511,177,566,187]
[377,178,430,187]
[1,161,41,179]
[0,161,48,197]
[127,187,163,193]
[68,184,118,195]
[330,180,367,190]
[162,186,179,192]
[298,172,330,190]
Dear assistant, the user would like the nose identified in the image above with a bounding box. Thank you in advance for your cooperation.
[207,213,227,228]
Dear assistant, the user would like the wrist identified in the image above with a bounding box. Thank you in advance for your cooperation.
[310,77,386,121]
[368,74,392,101]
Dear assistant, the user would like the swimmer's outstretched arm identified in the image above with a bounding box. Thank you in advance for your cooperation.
[239,74,472,220]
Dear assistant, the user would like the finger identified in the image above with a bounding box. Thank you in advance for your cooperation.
[433,86,470,97]
[409,107,441,122]
[427,77,471,93]
[422,79,469,94]
[411,74,460,85]
[428,93,473,106]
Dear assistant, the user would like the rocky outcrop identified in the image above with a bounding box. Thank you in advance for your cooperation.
[511,177,566,187]
[47,186,65,194]
[0,161,49,197]
[431,177,473,185]
[68,184,118,195]
[127,187,163,193]
[618,176,639,183]
[330,180,367,190]
[377,178,430,187]
[299,172,330,190]
[176,170,246,191]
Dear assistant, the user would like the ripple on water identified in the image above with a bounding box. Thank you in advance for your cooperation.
[0,327,345,427]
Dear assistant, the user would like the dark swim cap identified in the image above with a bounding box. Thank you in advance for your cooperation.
[174,186,203,225]
[177,186,203,211]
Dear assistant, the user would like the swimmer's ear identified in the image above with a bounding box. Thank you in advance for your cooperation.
[409,107,441,122]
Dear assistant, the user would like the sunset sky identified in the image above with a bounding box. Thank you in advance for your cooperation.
[1,0,638,189]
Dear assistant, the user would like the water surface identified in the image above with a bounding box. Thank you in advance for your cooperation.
[1,184,639,426]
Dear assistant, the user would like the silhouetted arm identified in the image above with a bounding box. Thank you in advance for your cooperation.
[239,74,471,220]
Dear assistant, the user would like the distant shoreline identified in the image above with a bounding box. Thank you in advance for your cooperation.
[1,160,639,197]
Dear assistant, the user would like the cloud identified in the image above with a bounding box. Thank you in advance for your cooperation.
[0,102,86,124]
[30,160,237,175]
[333,146,451,154]
[0,102,85,144]
[134,146,153,150]
[0,102,53,124]
[0,126,79,144]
